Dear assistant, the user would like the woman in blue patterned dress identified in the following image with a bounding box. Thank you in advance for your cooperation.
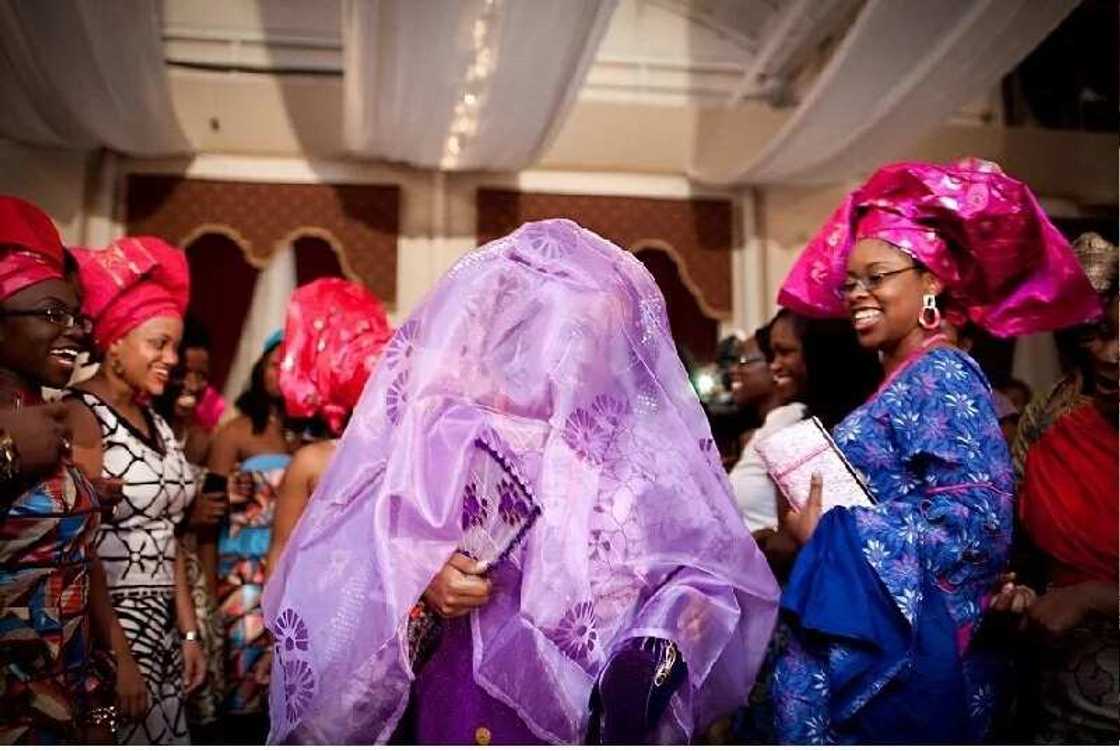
[760,159,1102,744]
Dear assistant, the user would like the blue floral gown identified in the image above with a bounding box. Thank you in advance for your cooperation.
[768,346,1013,744]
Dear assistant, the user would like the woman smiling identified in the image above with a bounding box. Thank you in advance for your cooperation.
[66,237,205,744]
[757,159,1101,744]
[0,197,119,743]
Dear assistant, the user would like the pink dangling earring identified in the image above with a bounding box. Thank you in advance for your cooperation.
[918,293,941,331]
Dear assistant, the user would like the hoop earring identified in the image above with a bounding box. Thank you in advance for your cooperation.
[918,293,942,331]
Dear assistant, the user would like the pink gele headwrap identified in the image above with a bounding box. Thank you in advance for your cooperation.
[72,236,189,350]
[778,158,1101,336]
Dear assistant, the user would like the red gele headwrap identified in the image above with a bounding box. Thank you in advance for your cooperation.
[0,195,66,300]
[279,278,394,436]
[72,237,190,350]
[778,158,1102,337]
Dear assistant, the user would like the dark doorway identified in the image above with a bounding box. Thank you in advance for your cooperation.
[184,233,259,393]
[634,246,720,366]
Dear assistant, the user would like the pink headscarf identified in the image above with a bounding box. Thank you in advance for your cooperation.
[0,196,67,300]
[278,278,394,436]
[72,236,190,350]
[779,158,1101,336]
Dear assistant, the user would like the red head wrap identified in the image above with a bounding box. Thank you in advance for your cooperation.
[779,158,1102,336]
[279,278,393,436]
[0,195,66,300]
[72,236,190,350]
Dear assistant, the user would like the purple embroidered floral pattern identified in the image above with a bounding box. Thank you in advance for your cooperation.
[261,219,781,744]
[283,658,316,725]
[562,393,635,466]
[562,408,607,464]
[496,477,529,526]
[385,371,408,425]
[551,601,599,665]
[591,394,629,429]
[275,608,310,654]
[588,529,613,561]
[383,319,418,370]
[461,482,489,529]
[698,437,719,467]
[522,221,578,259]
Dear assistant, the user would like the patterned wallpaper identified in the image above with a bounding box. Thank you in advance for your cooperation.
[476,188,734,317]
[125,175,400,304]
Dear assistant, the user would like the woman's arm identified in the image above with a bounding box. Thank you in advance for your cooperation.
[65,399,104,482]
[206,418,243,477]
[265,442,330,580]
[183,423,211,466]
[197,419,244,595]
[174,542,206,693]
[88,556,150,720]
[1026,579,1119,639]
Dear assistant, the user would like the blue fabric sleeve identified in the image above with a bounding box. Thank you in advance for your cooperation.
[781,507,910,717]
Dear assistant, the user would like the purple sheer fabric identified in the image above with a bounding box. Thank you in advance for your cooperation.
[262,219,779,743]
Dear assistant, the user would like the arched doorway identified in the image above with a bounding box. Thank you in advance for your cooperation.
[293,234,347,286]
[184,232,259,392]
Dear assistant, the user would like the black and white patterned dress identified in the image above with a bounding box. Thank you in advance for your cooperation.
[72,391,197,745]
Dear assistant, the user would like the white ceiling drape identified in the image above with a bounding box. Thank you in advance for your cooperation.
[691,0,1079,186]
[0,0,189,155]
[342,0,616,171]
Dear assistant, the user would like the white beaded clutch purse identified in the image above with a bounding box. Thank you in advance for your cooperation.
[755,416,876,512]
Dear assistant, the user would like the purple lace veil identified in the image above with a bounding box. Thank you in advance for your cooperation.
[262,219,779,743]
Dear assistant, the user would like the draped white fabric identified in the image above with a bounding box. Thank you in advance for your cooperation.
[691,0,1078,186]
[342,0,615,171]
[0,0,188,155]
[221,246,297,411]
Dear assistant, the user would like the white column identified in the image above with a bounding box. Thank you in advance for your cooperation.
[734,186,767,336]
[81,149,122,248]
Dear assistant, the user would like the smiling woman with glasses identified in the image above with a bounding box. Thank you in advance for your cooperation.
[0,196,135,744]
[0,305,94,335]
[838,265,919,296]
[741,159,1103,745]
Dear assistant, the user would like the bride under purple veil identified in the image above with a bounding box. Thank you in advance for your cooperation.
[262,218,779,743]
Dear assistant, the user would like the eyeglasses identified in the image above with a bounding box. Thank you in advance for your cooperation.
[737,354,767,367]
[840,266,918,296]
[0,306,94,335]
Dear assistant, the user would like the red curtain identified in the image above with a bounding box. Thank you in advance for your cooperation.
[634,247,719,366]
[185,233,259,393]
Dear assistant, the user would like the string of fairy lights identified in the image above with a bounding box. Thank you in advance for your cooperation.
[440,0,504,170]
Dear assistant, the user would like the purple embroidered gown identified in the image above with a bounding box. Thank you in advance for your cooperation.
[262,219,780,743]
